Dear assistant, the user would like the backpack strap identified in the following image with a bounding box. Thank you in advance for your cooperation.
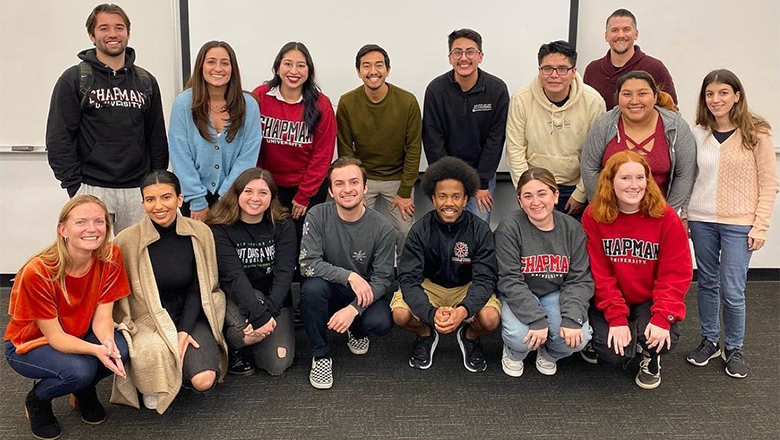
[133,65,154,103]
[78,61,94,110]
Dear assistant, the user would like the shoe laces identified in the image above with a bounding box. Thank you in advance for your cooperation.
[639,352,659,375]
[411,336,431,360]
[467,338,485,364]
[725,348,744,363]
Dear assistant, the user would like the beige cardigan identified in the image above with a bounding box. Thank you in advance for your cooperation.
[111,215,228,414]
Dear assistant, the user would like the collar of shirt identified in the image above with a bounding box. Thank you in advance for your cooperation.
[266,86,303,104]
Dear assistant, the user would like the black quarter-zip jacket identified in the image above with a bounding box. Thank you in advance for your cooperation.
[398,209,497,326]
[46,48,168,196]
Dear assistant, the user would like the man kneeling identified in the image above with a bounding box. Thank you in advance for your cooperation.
[392,157,500,372]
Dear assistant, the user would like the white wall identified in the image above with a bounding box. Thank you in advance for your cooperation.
[0,0,180,273]
[577,0,780,268]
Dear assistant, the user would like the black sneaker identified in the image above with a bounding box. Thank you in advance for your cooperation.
[409,330,439,369]
[635,351,661,390]
[227,349,255,376]
[25,386,61,440]
[70,386,106,424]
[456,326,487,373]
[687,338,721,367]
[723,347,748,379]
[580,341,598,364]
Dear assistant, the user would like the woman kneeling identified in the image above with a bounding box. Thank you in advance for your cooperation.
[112,171,228,413]
[5,195,130,439]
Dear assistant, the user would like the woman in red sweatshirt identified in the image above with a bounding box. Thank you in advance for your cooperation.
[252,42,337,242]
[582,150,692,390]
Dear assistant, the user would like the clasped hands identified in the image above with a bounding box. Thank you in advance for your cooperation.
[242,317,277,345]
[96,337,126,379]
[433,306,467,334]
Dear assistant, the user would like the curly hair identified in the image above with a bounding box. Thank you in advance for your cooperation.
[420,157,479,198]
[589,150,666,223]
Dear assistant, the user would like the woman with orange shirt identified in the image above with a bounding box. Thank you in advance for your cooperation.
[4,195,130,440]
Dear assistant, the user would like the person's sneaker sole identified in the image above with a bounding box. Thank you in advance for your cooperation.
[580,350,598,364]
[309,376,333,389]
[686,348,722,367]
[722,352,748,379]
[409,332,439,370]
[347,332,369,355]
[456,327,486,373]
[635,375,661,390]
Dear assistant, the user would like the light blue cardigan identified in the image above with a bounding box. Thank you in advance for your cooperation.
[168,89,262,211]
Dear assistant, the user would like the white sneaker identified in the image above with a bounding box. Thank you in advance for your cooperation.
[501,344,524,377]
[535,347,558,376]
[309,357,333,390]
[347,331,369,355]
[142,393,158,410]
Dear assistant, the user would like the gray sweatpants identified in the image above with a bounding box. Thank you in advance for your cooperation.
[76,184,145,233]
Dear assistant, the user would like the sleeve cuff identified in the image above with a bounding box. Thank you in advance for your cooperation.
[189,196,208,212]
[250,311,272,330]
[649,313,673,330]
[560,317,582,329]
[607,316,629,327]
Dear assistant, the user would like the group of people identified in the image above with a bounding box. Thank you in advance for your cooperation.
[4,3,778,440]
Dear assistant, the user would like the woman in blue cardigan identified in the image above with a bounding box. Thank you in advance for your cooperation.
[169,41,262,221]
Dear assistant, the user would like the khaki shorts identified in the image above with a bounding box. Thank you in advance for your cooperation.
[390,279,501,322]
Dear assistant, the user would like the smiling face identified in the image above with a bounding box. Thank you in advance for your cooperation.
[238,178,272,223]
[142,183,182,228]
[538,53,575,99]
[202,46,232,90]
[57,202,108,256]
[618,78,656,123]
[432,179,467,224]
[518,179,559,230]
[328,165,367,211]
[705,81,740,123]
[605,16,638,55]
[613,161,647,213]
[357,50,390,92]
[277,49,309,93]
[89,12,129,58]
[448,37,483,81]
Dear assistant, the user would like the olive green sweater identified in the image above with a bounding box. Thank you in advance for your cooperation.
[336,83,422,198]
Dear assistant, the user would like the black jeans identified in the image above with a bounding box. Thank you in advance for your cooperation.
[300,277,392,358]
[589,300,680,366]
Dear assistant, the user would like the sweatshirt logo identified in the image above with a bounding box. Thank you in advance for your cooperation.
[452,241,471,264]
[261,115,313,147]
[472,103,492,113]
[521,254,569,277]
[601,238,658,264]
[235,240,276,269]
[88,87,147,109]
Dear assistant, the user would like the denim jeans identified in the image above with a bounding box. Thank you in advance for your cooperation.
[501,291,592,362]
[466,175,496,225]
[555,184,585,222]
[689,221,753,349]
[300,277,393,358]
[5,330,129,401]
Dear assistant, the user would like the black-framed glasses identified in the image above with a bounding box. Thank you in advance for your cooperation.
[449,48,481,59]
[539,66,575,76]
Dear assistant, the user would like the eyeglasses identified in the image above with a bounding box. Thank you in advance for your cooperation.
[539,66,575,76]
[449,48,481,60]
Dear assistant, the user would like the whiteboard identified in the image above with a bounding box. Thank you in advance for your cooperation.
[0,0,181,150]
[187,0,573,172]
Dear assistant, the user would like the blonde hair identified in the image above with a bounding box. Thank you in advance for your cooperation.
[19,195,115,303]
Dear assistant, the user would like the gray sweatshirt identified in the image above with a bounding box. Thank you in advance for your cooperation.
[580,106,697,210]
[495,210,593,330]
[299,201,395,314]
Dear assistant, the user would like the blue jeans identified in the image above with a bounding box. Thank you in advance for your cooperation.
[300,277,393,358]
[5,330,129,402]
[689,221,753,349]
[466,176,496,225]
[555,184,585,222]
[501,291,592,362]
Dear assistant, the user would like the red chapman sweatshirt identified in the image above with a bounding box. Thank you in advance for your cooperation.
[581,204,692,329]
[252,84,336,207]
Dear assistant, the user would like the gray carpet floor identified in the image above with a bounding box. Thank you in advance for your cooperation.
[1,282,778,440]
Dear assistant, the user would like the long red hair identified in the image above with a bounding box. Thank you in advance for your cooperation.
[589,151,667,223]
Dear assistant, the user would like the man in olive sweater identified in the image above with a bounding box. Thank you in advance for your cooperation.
[337,44,422,255]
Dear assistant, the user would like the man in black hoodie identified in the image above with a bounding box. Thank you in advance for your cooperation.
[46,4,168,232]
[392,157,500,373]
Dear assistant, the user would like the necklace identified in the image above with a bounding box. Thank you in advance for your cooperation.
[210,102,226,112]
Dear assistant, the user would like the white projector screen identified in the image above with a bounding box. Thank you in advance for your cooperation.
[187,0,573,172]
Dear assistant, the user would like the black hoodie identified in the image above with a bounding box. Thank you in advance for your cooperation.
[46,47,168,196]
[398,209,497,326]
